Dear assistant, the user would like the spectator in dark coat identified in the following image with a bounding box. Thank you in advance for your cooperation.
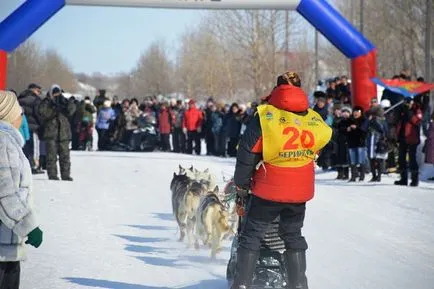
[18,83,43,174]
[38,85,76,181]
[346,106,369,182]
[313,97,329,121]
[395,98,423,186]
[333,106,352,180]
[224,103,241,157]
[210,103,224,156]
[93,89,108,114]
[314,97,332,170]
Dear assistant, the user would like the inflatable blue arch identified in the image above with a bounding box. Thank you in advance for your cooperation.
[0,0,377,109]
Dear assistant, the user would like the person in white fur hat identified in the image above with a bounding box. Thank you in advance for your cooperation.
[0,90,43,289]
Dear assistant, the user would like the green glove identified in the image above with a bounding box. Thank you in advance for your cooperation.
[25,227,43,248]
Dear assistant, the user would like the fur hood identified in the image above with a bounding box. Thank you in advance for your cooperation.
[0,120,24,148]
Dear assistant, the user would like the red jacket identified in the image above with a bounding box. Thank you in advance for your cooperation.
[159,108,173,134]
[396,105,423,145]
[234,85,316,203]
[183,105,203,132]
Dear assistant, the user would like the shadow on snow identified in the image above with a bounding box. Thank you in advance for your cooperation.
[64,278,227,289]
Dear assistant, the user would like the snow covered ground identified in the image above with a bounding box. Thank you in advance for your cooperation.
[22,151,434,289]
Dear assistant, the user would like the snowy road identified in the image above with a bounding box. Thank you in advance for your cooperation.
[22,151,434,289]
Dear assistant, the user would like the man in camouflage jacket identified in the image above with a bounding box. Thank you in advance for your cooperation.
[38,85,76,181]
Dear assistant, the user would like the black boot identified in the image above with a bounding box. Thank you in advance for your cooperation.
[231,248,259,289]
[284,250,308,289]
[336,168,343,180]
[342,167,349,180]
[368,160,377,182]
[410,171,419,187]
[358,165,365,182]
[376,160,383,182]
[349,166,358,182]
[394,171,408,186]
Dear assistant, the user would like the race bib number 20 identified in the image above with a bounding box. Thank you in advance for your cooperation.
[280,126,316,160]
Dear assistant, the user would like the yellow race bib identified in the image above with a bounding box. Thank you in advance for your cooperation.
[258,105,332,168]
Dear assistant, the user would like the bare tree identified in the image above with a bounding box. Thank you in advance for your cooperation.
[7,41,42,92]
[38,49,78,92]
[133,40,174,98]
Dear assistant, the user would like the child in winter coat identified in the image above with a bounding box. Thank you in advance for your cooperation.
[0,90,43,289]
[367,106,389,182]
[95,100,116,151]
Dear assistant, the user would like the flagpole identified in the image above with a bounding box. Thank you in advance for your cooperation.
[384,100,404,114]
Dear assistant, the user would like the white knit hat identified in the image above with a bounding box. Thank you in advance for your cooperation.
[0,90,22,123]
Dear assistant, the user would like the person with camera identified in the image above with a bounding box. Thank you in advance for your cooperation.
[395,97,423,186]
[232,72,332,289]
[38,85,76,181]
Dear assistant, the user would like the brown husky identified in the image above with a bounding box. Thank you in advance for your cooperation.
[196,187,233,259]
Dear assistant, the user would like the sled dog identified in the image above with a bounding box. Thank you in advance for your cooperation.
[196,186,232,259]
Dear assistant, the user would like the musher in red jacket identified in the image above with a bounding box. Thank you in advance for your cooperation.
[232,72,332,289]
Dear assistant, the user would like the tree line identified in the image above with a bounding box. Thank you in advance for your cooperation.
[7,0,433,101]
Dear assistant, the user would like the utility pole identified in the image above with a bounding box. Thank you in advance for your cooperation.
[426,0,432,82]
[284,11,289,69]
[315,30,319,83]
[360,0,364,34]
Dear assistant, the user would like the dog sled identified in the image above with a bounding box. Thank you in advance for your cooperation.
[225,182,288,289]
[110,116,159,152]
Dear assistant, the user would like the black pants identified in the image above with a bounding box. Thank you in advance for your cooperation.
[398,142,419,174]
[213,132,223,156]
[160,134,171,152]
[71,123,80,151]
[23,133,35,168]
[187,131,201,155]
[239,195,308,252]
[97,128,109,151]
[172,128,185,153]
[387,144,397,169]
[0,262,20,289]
[227,137,239,157]
[205,131,215,155]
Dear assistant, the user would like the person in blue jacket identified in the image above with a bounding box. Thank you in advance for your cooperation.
[19,113,31,145]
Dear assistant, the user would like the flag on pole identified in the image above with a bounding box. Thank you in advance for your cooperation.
[371,77,434,98]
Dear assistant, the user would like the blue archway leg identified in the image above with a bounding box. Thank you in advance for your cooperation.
[0,0,65,53]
